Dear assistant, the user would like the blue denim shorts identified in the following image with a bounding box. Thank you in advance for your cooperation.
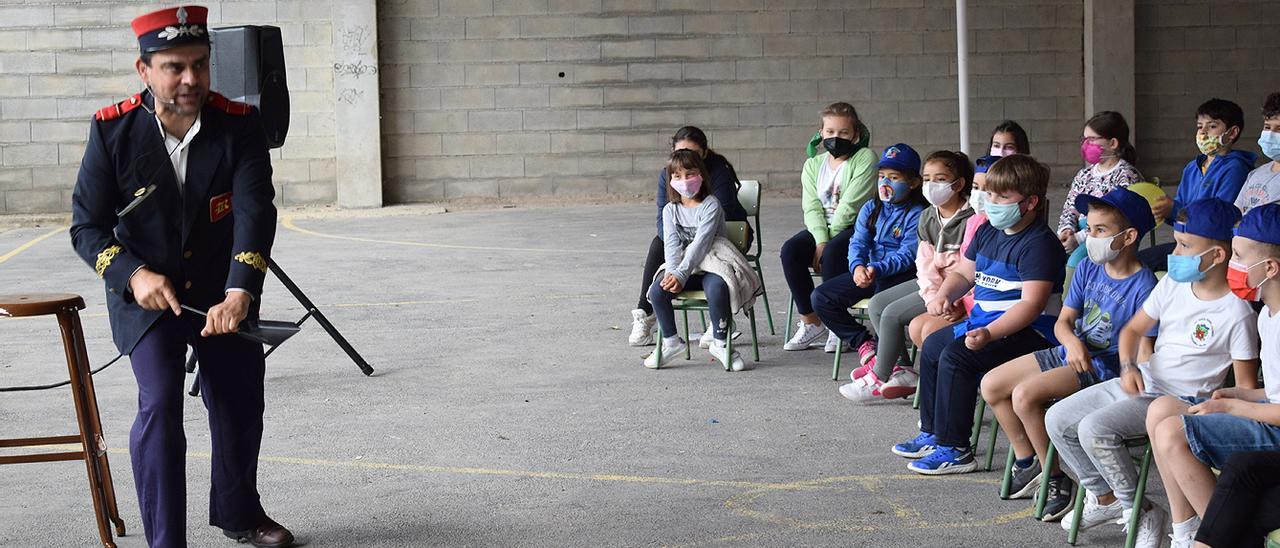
[1180,397,1280,469]
[1033,347,1099,389]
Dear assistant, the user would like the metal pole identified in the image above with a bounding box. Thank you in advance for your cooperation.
[956,0,971,155]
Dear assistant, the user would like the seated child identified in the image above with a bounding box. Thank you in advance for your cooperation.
[811,144,926,384]
[1236,92,1280,214]
[782,102,878,352]
[980,187,1158,520]
[1145,203,1279,547]
[843,150,975,402]
[891,154,1066,475]
[906,154,996,351]
[645,150,761,371]
[1045,198,1260,546]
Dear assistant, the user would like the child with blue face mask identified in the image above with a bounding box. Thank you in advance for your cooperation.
[892,154,1066,476]
[1046,198,1260,545]
[812,143,927,374]
[1236,92,1280,215]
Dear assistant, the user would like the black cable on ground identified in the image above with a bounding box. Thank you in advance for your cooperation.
[0,353,124,392]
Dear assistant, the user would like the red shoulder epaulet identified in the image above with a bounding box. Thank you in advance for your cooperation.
[95,93,144,121]
[207,92,253,116]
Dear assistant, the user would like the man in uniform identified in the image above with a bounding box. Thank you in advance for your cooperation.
[69,6,292,547]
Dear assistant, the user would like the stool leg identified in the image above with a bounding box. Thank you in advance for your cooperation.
[58,310,120,548]
[1067,482,1086,545]
[999,444,1016,499]
[1124,445,1154,548]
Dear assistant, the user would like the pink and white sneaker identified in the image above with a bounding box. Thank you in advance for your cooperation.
[856,338,877,366]
[880,366,920,400]
[839,370,885,403]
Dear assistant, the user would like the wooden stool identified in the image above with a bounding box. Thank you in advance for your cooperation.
[0,293,126,548]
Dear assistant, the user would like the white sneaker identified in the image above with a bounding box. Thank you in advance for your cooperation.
[628,309,656,346]
[823,331,845,353]
[1061,491,1124,532]
[709,341,746,371]
[784,322,827,351]
[838,375,883,403]
[1169,532,1196,548]
[880,366,920,400]
[1119,505,1169,548]
[643,337,686,369]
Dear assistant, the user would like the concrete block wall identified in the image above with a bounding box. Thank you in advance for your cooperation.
[1134,0,1280,187]
[0,0,337,214]
[377,0,1088,203]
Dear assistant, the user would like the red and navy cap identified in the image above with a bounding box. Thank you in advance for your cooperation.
[131,5,209,54]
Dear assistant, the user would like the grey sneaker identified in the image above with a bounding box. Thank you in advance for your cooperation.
[1040,475,1076,522]
[1005,459,1042,500]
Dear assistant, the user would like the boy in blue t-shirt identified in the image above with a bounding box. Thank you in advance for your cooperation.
[979,187,1159,519]
[891,154,1067,475]
[1142,98,1259,270]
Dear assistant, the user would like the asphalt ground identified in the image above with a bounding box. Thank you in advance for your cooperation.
[0,192,1165,547]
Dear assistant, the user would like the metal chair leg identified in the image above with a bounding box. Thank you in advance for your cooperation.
[999,444,1016,499]
[1124,445,1154,548]
[831,339,843,381]
[682,310,691,360]
[784,295,794,342]
[1067,482,1086,545]
[985,415,1000,471]
[1034,444,1058,520]
[970,399,987,448]
[747,308,760,362]
[753,262,775,335]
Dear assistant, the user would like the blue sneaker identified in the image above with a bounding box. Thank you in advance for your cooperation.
[891,432,938,458]
[907,445,978,475]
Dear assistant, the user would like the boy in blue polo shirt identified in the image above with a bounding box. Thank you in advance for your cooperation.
[1142,99,1258,270]
[1145,203,1280,547]
[891,154,1066,475]
[1046,199,1260,547]
[980,187,1159,519]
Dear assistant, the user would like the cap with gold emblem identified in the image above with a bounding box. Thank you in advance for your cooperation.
[131,5,210,54]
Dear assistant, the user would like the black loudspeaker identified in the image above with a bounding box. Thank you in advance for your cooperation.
[209,25,290,149]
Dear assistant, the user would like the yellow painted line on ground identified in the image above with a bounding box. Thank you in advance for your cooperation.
[0,226,64,266]
[281,215,638,255]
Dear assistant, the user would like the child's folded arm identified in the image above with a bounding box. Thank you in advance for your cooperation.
[980,279,1052,340]
[1118,308,1158,370]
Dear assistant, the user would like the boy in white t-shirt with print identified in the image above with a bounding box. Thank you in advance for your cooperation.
[1144,203,1280,548]
[1045,198,1260,548]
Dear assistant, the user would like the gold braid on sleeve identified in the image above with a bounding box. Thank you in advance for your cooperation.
[95,245,122,278]
[234,251,268,273]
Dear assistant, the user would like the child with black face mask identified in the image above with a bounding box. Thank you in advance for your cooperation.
[780,102,879,353]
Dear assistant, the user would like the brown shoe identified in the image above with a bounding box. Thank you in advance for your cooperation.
[222,517,296,548]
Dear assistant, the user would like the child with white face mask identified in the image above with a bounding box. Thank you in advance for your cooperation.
[843,151,977,402]
[987,120,1030,158]
[981,187,1159,521]
[1236,92,1280,214]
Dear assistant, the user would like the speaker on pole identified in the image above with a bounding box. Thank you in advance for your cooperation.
[209,25,290,149]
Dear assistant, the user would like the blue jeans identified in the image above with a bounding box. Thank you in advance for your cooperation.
[648,273,730,340]
[918,324,1052,448]
[1180,398,1280,469]
[811,270,914,349]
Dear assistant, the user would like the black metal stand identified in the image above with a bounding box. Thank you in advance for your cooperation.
[187,258,374,396]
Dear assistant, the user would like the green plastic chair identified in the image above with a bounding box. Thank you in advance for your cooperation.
[651,221,761,370]
[737,180,775,336]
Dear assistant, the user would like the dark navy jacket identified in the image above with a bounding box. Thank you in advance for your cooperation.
[70,90,277,354]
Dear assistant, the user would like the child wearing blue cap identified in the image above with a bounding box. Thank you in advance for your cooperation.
[1236,92,1280,214]
[981,187,1159,520]
[892,154,1066,475]
[814,143,927,380]
[1046,198,1260,546]
[781,102,879,353]
[1144,202,1280,547]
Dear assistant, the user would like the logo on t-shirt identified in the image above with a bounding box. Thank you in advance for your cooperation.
[1191,318,1214,347]
[892,224,903,239]
[1078,299,1114,350]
